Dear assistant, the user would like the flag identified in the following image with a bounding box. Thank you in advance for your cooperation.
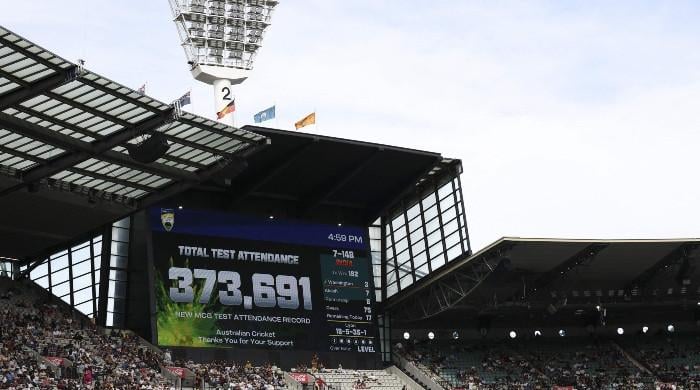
[137,84,146,96]
[217,99,236,119]
[295,112,315,129]
[177,91,191,107]
[254,106,275,123]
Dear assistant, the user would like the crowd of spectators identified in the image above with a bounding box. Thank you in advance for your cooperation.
[622,334,700,388]
[180,360,285,390]
[0,277,287,390]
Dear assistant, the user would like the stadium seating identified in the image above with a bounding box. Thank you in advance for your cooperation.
[0,277,287,389]
[398,336,700,389]
[317,369,405,390]
[621,334,700,386]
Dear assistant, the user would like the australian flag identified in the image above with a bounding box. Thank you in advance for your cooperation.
[177,91,191,107]
[254,105,275,123]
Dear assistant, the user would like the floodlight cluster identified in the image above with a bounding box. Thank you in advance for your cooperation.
[169,0,278,70]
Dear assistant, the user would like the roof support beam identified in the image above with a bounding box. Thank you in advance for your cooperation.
[45,92,241,158]
[227,140,318,208]
[516,243,608,302]
[298,149,382,215]
[0,109,186,196]
[0,144,153,192]
[626,243,700,292]
[136,156,250,210]
[0,67,78,110]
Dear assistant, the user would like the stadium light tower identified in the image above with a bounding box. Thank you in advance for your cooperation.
[168,0,279,125]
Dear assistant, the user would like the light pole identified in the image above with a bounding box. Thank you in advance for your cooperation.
[168,0,279,125]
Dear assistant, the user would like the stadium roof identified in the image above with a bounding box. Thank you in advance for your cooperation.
[0,25,268,260]
[196,125,463,225]
[386,237,700,323]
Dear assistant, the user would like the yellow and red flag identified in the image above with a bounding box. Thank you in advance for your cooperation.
[216,99,236,119]
[294,112,315,129]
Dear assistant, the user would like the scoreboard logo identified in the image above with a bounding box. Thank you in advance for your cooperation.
[161,208,175,232]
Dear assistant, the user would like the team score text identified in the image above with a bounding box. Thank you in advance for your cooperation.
[168,267,313,310]
[327,234,363,244]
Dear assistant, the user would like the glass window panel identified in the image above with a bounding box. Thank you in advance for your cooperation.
[423,204,438,222]
[413,251,428,268]
[396,264,410,280]
[370,239,381,252]
[440,195,455,213]
[407,215,423,233]
[50,254,69,272]
[94,269,101,285]
[371,252,381,265]
[72,273,93,292]
[446,243,464,262]
[107,297,115,312]
[437,182,452,200]
[51,281,70,298]
[399,274,413,289]
[442,205,457,224]
[72,245,91,263]
[387,283,398,298]
[406,203,420,221]
[110,241,129,256]
[421,193,437,209]
[93,241,102,256]
[114,217,130,229]
[411,239,426,256]
[51,267,70,284]
[35,275,49,289]
[394,237,408,254]
[386,245,394,259]
[387,268,397,284]
[73,286,93,305]
[75,300,93,317]
[409,228,424,244]
[393,227,407,241]
[109,281,127,299]
[106,311,114,327]
[59,294,71,305]
[431,254,446,271]
[396,249,410,265]
[372,264,381,280]
[112,226,130,242]
[109,269,127,281]
[444,218,460,236]
[416,263,430,278]
[72,258,92,278]
[31,262,49,279]
[384,224,392,238]
[427,228,442,247]
[110,255,128,269]
[368,226,381,239]
[444,230,461,250]
[425,216,440,234]
[428,241,443,259]
[391,214,406,232]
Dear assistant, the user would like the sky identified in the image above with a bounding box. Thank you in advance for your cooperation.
[2,1,700,251]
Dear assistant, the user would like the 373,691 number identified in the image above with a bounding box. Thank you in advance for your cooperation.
[168,267,313,310]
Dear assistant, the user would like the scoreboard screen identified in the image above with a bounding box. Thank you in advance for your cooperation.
[150,208,377,354]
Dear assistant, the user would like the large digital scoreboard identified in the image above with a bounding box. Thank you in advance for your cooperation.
[149,208,378,355]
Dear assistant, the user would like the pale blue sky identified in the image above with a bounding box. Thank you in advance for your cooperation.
[3,1,700,250]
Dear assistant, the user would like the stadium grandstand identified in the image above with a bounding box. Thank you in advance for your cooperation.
[0,22,699,390]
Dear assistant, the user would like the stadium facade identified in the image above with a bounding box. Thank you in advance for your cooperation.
[2,23,700,389]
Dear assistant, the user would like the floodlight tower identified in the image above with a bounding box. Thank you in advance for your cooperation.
[168,0,278,125]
